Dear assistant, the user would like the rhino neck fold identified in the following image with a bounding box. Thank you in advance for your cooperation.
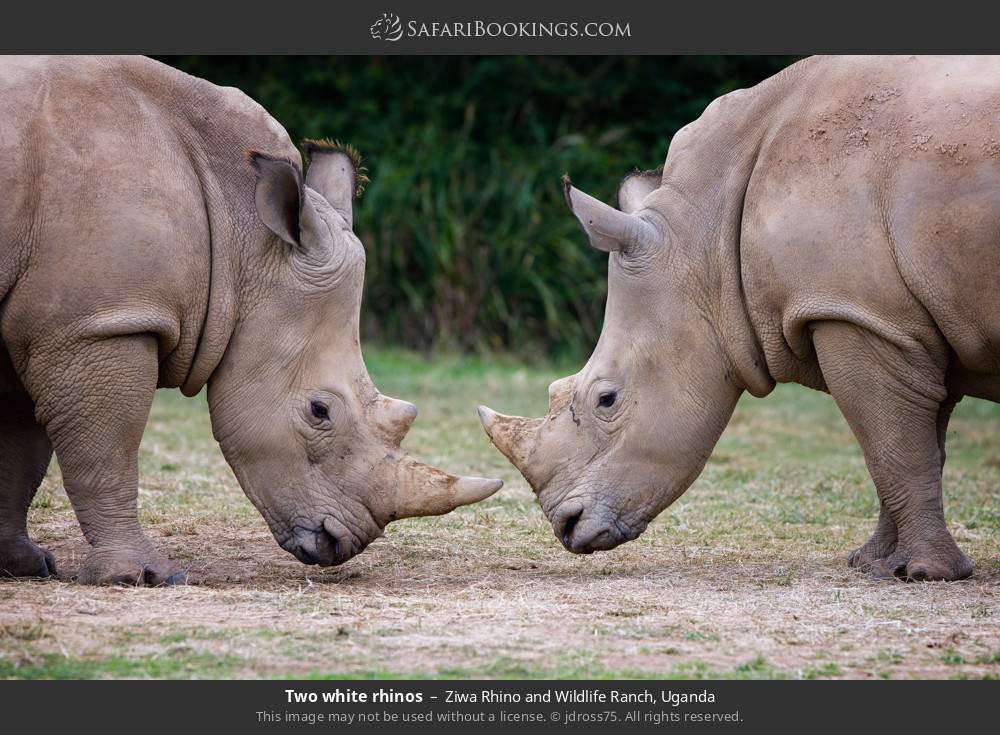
[179,165,240,397]
[714,215,775,399]
[700,161,776,399]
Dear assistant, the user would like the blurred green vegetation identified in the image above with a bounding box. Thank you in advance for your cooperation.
[158,56,797,360]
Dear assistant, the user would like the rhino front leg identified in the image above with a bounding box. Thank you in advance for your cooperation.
[813,322,972,582]
[0,391,56,578]
[26,335,184,586]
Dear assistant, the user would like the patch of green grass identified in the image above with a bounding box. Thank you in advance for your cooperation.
[975,651,1000,665]
[0,650,242,680]
[871,649,905,667]
[682,631,721,643]
[733,656,785,679]
[941,649,967,666]
[158,627,235,645]
[802,662,842,679]
[294,652,792,681]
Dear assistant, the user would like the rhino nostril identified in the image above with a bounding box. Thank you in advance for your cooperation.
[561,508,583,548]
[311,527,342,567]
[290,524,343,566]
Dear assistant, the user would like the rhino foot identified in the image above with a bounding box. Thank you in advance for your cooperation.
[859,543,973,582]
[0,536,57,579]
[848,504,899,572]
[76,542,186,587]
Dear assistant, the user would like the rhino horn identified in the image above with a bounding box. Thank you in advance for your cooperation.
[391,455,503,520]
[372,394,418,447]
[562,175,659,253]
[477,406,543,474]
[546,374,577,414]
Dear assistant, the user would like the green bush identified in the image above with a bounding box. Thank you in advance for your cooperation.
[159,56,796,360]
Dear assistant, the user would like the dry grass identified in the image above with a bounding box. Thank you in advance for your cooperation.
[1,349,998,679]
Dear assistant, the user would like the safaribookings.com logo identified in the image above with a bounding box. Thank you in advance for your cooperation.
[370,13,404,41]
[369,13,631,42]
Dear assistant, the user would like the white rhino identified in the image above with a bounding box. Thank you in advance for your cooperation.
[480,55,1000,581]
[0,56,501,585]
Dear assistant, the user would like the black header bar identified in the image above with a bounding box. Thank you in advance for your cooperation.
[3,0,1000,54]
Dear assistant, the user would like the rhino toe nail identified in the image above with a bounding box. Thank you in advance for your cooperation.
[164,571,188,586]
[42,551,57,577]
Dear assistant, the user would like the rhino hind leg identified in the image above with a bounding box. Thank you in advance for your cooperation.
[25,335,184,586]
[813,322,973,582]
[848,393,958,569]
[0,391,56,578]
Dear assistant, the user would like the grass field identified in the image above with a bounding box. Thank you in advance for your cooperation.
[1,348,998,679]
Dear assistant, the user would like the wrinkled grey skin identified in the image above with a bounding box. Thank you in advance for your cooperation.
[481,55,1000,581]
[0,56,501,585]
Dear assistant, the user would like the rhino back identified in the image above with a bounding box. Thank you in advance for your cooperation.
[0,56,297,388]
[739,55,1000,384]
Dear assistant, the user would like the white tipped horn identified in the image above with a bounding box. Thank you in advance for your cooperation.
[451,476,505,506]
[391,456,503,520]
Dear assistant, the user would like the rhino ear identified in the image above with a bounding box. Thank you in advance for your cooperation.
[303,139,367,229]
[252,154,303,248]
[617,168,661,214]
[562,175,658,253]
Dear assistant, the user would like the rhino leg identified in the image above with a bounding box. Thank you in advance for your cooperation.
[848,393,961,572]
[0,391,56,578]
[813,322,972,582]
[25,335,184,586]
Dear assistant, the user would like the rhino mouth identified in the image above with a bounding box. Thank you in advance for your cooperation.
[282,517,375,567]
[549,497,648,554]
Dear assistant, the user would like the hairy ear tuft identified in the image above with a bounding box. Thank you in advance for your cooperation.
[301,139,369,197]
[561,174,573,211]
[617,167,662,214]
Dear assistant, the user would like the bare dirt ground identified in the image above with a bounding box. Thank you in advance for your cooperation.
[1,350,998,679]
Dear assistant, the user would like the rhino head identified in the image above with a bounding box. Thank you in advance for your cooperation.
[208,140,502,567]
[479,171,749,554]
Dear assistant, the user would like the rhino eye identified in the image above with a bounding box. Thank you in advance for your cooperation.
[597,391,617,409]
[310,401,330,420]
